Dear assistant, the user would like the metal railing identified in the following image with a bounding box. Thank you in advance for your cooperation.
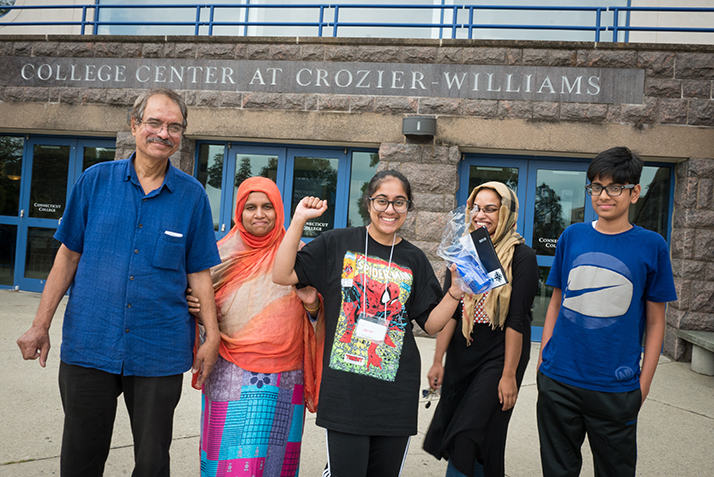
[611,6,714,43]
[0,3,713,43]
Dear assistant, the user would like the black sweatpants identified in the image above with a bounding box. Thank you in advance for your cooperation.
[323,429,411,477]
[536,371,641,477]
[58,361,183,477]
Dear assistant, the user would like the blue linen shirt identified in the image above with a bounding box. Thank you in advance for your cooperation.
[55,155,221,377]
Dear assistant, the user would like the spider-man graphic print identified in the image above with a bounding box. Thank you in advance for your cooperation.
[328,250,413,381]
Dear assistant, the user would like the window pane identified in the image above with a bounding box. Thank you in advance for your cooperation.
[0,0,16,18]
[456,0,628,42]
[532,266,553,328]
[630,165,671,239]
[468,165,519,195]
[347,152,379,227]
[82,147,116,171]
[0,224,17,285]
[231,154,279,228]
[532,169,587,256]
[291,156,338,238]
[95,0,629,40]
[196,144,225,232]
[0,136,24,217]
[30,145,70,220]
[97,0,228,35]
[25,227,60,280]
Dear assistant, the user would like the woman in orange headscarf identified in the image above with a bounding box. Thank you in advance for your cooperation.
[195,176,323,477]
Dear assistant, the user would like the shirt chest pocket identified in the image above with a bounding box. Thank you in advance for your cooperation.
[152,233,185,271]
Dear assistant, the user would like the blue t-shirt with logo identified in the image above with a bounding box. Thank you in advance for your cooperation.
[541,222,676,392]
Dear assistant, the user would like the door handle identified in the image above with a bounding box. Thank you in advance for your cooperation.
[221,224,226,232]
[20,209,24,218]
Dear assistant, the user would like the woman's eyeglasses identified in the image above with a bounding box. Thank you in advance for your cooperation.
[368,197,410,213]
[471,204,499,214]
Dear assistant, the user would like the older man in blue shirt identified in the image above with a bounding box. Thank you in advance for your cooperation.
[17,88,221,477]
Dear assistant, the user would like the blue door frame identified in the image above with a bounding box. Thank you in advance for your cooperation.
[6,136,116,292]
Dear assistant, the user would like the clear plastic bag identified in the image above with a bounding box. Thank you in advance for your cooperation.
[437,205,493,295]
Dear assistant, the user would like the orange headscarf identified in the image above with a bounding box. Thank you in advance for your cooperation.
[210,177,323,412]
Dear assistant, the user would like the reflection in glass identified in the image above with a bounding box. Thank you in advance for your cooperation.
[260,0,437,39]
[197,145,226,231]
[97,0,233,35]
[531,266,553,328]
[25,227,60,280]
[454,0,628,42]
[0,224,17,285]
[83,147,116,171]
[0,0,16,18]
[631,165,671,239]
[231,154,278,228]
[0,136,24,217]
[97,0,438,38]
[532,170,586,256]
[95,0,628,41]
[292,157,338,238]
[347,152,379,227]
[30,145,71,220]
[468,165,519,195]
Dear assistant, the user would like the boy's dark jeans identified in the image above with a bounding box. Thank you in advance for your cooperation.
[536,371,641,477]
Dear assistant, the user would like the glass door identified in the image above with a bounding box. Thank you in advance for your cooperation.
[460,155,595,340]
[226,146,285,238]
[196,143,378,241]
[15,139,73,292]
[458,156,528,235]
[0,136,24,288]
[14,138,115,292]
[197,144,287,241]
[523,162,594,337]
[284,148,350,238]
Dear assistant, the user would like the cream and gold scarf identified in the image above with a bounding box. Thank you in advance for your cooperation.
[462,182,524,342]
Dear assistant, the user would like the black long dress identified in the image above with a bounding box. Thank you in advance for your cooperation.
[423,242,538,477]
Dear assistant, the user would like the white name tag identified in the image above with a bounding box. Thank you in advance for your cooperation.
[355,319,387,342]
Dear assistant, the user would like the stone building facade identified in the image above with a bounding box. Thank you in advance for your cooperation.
[1,34,713,360]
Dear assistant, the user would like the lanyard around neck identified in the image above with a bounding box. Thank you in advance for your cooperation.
[363,225,396,317]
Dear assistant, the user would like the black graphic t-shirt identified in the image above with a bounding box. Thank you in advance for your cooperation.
[295,226,442,436]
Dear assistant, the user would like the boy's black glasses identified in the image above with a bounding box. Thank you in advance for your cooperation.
[585,184,635,197]
[368,197,410,213]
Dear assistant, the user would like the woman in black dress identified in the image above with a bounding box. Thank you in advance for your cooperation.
[423,181,539,477]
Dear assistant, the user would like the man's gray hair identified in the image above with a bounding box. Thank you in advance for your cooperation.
[130,88,188,127]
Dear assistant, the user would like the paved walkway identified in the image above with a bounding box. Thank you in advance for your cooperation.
[2,289,713,476]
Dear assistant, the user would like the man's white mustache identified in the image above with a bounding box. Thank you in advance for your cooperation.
[147,137,174,147]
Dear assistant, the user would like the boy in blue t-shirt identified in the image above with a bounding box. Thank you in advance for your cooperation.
[537,147,677,477]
